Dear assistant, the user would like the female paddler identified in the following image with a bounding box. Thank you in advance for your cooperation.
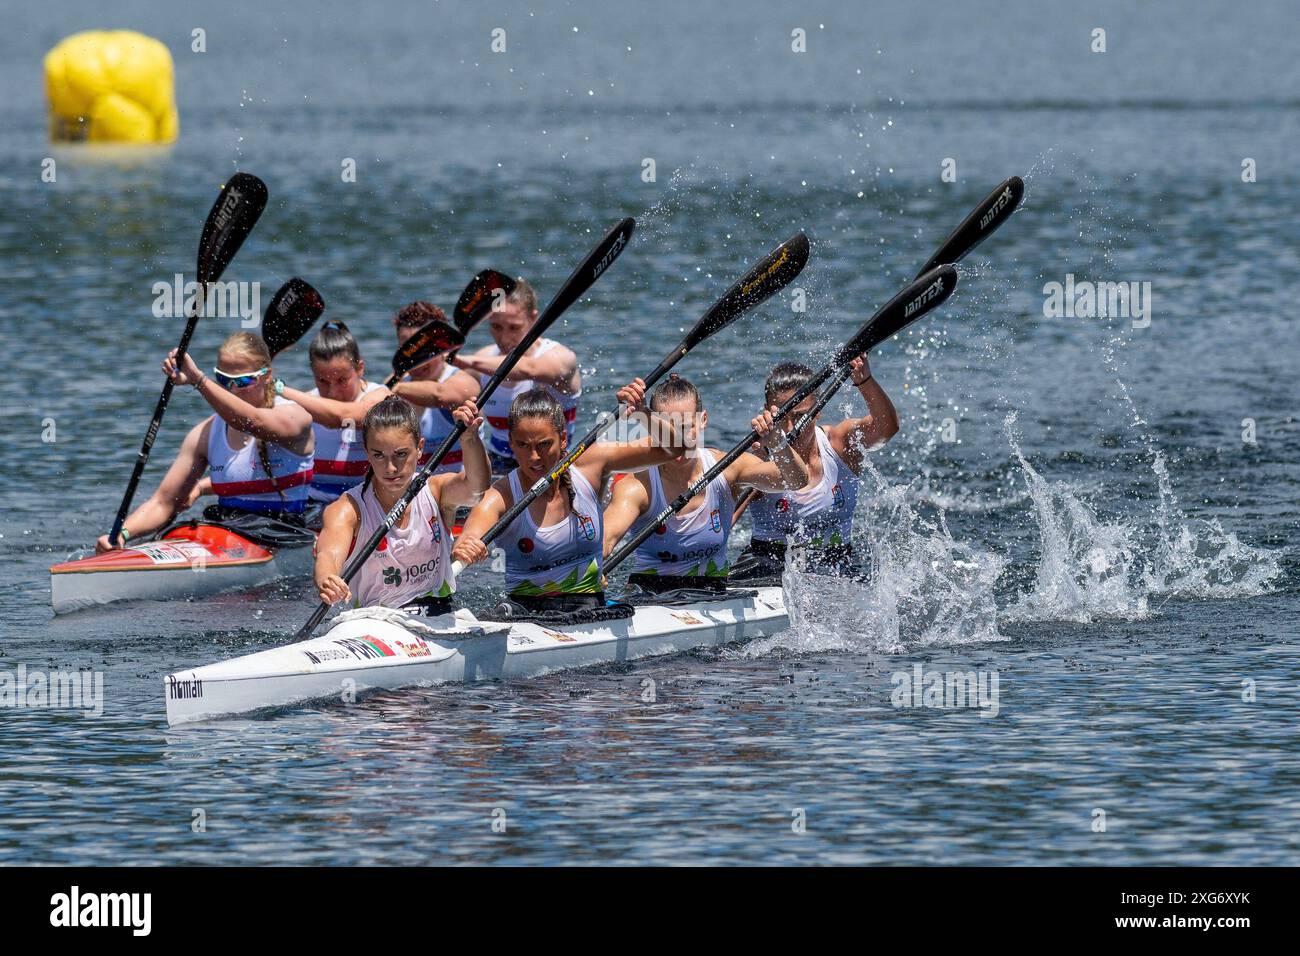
[731,354,899,579]
[313,394,490,613]
[280,320,390,508]
[387,301,480,476]
[95,332,315,552]
[450,380,688,611]
[450,279,582,475]
[600,374,809,592]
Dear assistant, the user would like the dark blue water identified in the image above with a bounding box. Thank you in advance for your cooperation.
[1,0,1296,865]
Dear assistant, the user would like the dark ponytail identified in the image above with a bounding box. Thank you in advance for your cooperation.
[764,361,814,406]
[650,372,702,413]
[309,320,362,367]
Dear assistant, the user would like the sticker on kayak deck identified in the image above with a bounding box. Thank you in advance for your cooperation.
[391,637,432,659]
[303,636,397,665]
[132,541,213,565]
[540,628,575,643]
[302,634,433,666]
[669,611,706,626]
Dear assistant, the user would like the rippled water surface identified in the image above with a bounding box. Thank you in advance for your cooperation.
[1,0,1297,865]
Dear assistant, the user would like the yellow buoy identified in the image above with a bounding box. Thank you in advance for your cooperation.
[44,30,178,144]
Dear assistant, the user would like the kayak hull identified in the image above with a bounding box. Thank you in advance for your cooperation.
[50,524,314,614]
[164,586,788,725]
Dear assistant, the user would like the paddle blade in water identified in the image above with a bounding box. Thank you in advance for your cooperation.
[196,172,268,285]
[453,269,517,334]
[685,231,810,349]
[391,320,465,378]
[262,278,325,357]
[841,263,959,362]
[916,175,1024,277]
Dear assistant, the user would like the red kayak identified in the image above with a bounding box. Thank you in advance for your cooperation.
[50,522,314,614]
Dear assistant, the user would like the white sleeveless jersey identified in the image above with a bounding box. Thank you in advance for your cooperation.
[630,449,734,577]
[205,397,314,514]
[495,466,602,596]
[342,480,454,608]
[417,364,465,476]
[478,338,580,460]
[749,426,860,547]
[308,380,386,502]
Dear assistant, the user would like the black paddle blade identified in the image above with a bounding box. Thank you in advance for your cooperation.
[537,217,636,327]
[840,264,959,363]
[685,231,811,350]
[391,319,465,377]
[453,269,517,334]
[916,175,1024,277]
[196,172,268,284]
[262,278,325,357]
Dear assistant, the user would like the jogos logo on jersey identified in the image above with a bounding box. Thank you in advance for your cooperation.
[382,566,402,586]
[577,513,596,541]
[709,508,722,533]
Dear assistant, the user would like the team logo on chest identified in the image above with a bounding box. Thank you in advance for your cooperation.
[427,512,442,544]
[831,483,845,509]
[382,566,401,586]
[709,508,722,533]
[776,497,791,513]
[518,537,535,554]
[577,513,596,541]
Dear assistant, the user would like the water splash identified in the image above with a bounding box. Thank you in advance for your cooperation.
[744,464,1006,656]
[1003,413,1150,623]
[1003,412,1281,623]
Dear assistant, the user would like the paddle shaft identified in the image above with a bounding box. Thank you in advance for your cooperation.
[108,289,205,545]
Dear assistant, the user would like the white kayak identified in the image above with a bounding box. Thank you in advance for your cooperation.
[164,586,788,725]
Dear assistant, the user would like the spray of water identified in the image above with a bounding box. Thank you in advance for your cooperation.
[743,462,1006,657]
[1003,411,1281,623]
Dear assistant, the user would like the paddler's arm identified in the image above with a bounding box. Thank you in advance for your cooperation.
[168,349,314,452]
[577,379,686,484]
[453,342,579,390]
[601,472,651,558]
[727,406,810,493]
[281,382,389,429]
[186,476,214,507]
[450,481,508,567]
[95,419,209,552]
[314,495,361,606]
[827,355,899,471]
[430,400,491,508]
[391,369,478,408]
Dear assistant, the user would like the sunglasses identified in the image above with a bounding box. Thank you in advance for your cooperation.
[213,365,269,390]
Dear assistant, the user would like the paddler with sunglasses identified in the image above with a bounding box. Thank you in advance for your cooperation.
[95,331,314,552]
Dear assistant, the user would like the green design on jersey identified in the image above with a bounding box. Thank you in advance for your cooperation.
[510,559,601,597]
